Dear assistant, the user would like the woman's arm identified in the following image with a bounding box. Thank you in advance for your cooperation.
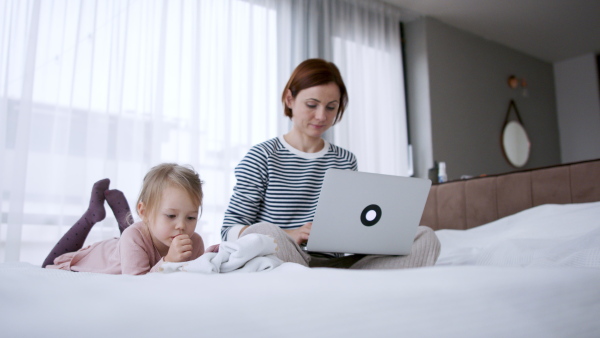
[221,146,270,240]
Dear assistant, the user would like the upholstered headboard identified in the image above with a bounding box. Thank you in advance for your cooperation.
[420,159,600,231]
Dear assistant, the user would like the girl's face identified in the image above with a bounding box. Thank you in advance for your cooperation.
[138,184,200,256]
[285,82,341,140]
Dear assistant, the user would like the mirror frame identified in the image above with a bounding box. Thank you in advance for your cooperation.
[501,100,531,168]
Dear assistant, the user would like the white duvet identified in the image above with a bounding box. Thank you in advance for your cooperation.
[2,202,600,338]
[436,202,600,267]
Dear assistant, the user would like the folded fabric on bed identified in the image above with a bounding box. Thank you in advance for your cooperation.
[436,202,600,268]
[159,233,283,273]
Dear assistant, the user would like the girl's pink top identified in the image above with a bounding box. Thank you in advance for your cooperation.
[46,221,205,275]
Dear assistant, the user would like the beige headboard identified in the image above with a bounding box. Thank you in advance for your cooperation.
[420,159,600,231]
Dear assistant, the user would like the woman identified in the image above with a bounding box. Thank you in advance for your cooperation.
[221,58,440,269]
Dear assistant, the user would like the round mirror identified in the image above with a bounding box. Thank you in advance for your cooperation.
[502,120,530,167]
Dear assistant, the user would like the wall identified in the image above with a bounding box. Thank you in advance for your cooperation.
[554,53,600,163]
[404,19,433,181]
[405,18,561,181]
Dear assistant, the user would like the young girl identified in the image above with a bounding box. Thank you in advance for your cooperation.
[43,163,205,275]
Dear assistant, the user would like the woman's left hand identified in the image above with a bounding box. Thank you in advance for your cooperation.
[283,222,312,246]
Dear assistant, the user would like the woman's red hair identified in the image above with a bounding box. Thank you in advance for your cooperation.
[281,59,348,124]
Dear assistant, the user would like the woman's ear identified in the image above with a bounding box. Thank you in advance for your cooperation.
[284,89,294,108]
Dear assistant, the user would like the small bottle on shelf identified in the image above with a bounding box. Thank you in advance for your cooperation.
[438,162,447,183]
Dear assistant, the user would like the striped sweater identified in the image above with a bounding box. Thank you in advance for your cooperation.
[221,136,357,240]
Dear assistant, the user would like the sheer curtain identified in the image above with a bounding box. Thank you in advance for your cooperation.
[276,0,408,175]
[1,0,410,264]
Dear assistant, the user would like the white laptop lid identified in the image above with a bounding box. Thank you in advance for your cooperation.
[305,169,432,255]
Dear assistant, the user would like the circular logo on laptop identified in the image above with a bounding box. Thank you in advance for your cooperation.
[360,204,382,226]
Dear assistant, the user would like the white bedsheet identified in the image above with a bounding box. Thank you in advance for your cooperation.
[1,262,599,338]
[2,202,600,337]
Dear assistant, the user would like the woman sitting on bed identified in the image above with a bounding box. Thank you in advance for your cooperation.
[43,163,205,275]
[220,58,440,269]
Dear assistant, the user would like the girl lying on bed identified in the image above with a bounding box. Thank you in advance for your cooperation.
[42,163,206,275]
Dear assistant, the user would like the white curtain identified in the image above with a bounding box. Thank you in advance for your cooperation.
[275,0,408,175]
[0,0,410,264]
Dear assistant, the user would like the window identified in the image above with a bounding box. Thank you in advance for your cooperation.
[1,0,409,264]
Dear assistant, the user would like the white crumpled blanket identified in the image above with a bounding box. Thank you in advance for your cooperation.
[159,233,283,274]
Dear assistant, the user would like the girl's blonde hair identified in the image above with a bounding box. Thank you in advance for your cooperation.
[136,163,203,221]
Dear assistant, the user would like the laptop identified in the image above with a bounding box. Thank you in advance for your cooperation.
[305,169,432,255]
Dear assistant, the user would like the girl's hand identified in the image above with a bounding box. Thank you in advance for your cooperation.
[206,244,220,253]
[283,222,312,246]
[164,234,193,262]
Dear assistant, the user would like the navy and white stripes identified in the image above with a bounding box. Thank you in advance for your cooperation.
[221,136,357,240]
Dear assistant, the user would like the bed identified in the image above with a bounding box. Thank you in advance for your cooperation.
[2,159,600,337]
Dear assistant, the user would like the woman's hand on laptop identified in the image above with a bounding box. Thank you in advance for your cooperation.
[284,222,312,246]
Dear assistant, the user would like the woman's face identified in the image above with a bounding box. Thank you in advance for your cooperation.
[286,82,341,139]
